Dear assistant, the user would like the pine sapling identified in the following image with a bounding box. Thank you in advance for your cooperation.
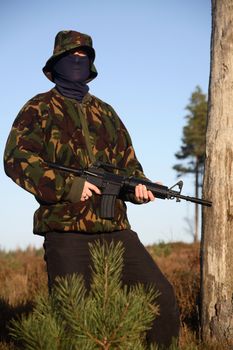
[9,240,160,349]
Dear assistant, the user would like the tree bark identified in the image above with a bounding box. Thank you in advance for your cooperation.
[201,0,233,347]
[194,158,199,243]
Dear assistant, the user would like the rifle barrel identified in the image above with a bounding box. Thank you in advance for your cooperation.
[171,192,212,207]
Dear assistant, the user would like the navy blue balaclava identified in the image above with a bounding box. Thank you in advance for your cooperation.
[52,53,90,102]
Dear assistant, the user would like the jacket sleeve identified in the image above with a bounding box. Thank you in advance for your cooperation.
[4,101,75,204]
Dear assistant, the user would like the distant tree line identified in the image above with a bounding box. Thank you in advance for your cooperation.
[173,86,207,242]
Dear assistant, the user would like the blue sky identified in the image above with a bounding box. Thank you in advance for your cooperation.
[1,0,211,250]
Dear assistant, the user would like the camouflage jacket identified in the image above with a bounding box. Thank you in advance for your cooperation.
[4,88,147,235]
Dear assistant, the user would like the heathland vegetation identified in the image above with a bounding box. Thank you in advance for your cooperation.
[0,242,222,349]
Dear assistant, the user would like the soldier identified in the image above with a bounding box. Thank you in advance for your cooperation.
[4,30,179,347]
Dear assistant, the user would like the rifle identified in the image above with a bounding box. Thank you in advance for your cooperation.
[45,161,212,219]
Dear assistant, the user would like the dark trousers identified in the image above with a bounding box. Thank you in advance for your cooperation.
[43,229,180,348]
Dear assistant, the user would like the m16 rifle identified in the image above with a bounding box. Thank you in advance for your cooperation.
[45,161,212,219]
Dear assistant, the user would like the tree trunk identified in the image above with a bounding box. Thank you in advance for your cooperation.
[201,0,233,347]
[194,158,199,243]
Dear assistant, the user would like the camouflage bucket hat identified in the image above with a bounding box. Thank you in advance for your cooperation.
[43,30,98,83]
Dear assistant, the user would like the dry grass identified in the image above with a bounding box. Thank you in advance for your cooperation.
[0,242,223,349]
[148,242,201,332]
